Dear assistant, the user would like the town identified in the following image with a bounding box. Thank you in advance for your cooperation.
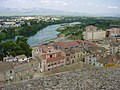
[0,0,120,89]
[0,16,120,86]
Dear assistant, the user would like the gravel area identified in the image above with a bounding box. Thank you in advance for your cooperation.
[0,67,120,90]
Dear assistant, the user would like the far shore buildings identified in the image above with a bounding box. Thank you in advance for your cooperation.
[83,25,106,41]
[2,22,21,28]
[106,28,120,37]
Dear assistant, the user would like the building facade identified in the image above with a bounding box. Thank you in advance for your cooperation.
[14,58,39,81]
[83,25,106,41]
[39,45,66,72]
[106,28,120,37]
[0,62,14,85]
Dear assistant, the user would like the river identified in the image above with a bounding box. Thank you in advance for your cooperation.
[27,22,80,46]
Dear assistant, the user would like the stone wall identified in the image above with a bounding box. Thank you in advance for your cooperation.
[0,67,120,90]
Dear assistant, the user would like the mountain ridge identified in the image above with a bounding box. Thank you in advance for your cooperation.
[0,7,119,17]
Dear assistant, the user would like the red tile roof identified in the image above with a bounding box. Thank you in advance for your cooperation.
[76,40,96,45]
[42,51,62,56]
[55,41,79,47]
[47,56,65,63]
[40,45,55,53]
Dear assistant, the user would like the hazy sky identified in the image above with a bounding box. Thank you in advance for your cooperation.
[0,0,120,14]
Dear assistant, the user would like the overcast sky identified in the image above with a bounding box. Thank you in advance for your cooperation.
[0,0,120,14]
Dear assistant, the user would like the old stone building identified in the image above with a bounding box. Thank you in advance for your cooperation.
[84,46,107,67]
[0,57,39,84]
[39,45,66,72]
[106,28,120,37]
[63,48,84,65]
[83,25,106,41]
[14,58,39,81]
[0,62,14,85]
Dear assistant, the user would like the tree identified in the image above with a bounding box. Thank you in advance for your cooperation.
[0,37,32,60]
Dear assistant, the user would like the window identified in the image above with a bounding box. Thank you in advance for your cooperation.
[10,71,12,73]
[51,63,53,66]
[58,61,60,64]
[31,64,33,67]
[48,64,50,67]
[67,57,69,61]
[58,53,61,56]
[72,60,74,63]
[50,55,52,58]
[76,46,78,48]
[66,54,70,56]
[83,59,85,62]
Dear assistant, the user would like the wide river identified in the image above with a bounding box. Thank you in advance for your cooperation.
[27,22,80,46]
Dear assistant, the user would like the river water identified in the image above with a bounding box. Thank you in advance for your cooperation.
[27,24,60,46]
[27,22,80,46]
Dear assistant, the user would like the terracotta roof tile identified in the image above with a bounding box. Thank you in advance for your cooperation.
[76,40,96,45]
[47,56,65,63]
[55,41,79,47]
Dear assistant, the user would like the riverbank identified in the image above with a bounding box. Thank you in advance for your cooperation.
[56,23,84,40]
[27,22,80,46]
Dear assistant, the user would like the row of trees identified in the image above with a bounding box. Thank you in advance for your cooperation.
[0,37,32,60]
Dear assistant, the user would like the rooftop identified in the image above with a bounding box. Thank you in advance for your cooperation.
[0,62,14,73]
[40,45,58,53]
[47,56,65,63]
[76,40,96,45]
[86,25,97,29]
[54,41,79,47]
[14,58,38,67]
[16,55,27,59]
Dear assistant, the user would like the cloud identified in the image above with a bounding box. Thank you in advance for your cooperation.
[86,2,93,6]
[40,0,50,4]
[63,2,68,6]
[54,0,60,3]
[107,6,118,9]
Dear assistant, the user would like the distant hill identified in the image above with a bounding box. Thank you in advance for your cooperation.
[0,7,119,17]
[0,7,89,16]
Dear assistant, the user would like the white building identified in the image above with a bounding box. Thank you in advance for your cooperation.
[15,55,28,63]
[3,22,16,28]
[3,56,17,62]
